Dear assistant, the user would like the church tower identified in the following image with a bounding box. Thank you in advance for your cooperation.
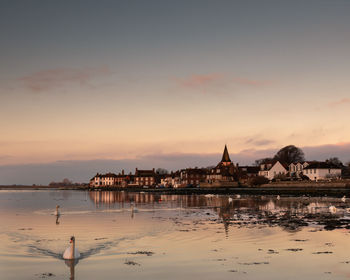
[207,145,238,184]
[220,145,232,167]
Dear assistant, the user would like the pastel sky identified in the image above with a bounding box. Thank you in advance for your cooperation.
[1,0,350,184]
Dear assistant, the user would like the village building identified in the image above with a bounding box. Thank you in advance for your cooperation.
[103,173,118,186]
[134,168,157,186]
[238,166,260,182]
[160,171,181,188]
[303,162,342,181]
[180,168,208,186]
[158,173,168,186]
[207,145,238,184]
[289,162,304,178]
[289,161,316,178]
[258,160,288,180]
[90,173,102,187]
[115,170,132,187]
[90,173,117,187]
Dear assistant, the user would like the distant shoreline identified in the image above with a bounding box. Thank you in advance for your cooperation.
[1,182,350,196]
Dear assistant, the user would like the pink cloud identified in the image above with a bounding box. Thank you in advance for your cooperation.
[328,98,350,107]
[232,77,270,86]
[19,66,112,92]
[176,73,270,92]
[177,73,223,89]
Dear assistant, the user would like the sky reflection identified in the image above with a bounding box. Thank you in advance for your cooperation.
[1,190,350,280]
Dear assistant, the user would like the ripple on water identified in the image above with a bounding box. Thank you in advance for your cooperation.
[2,190,350,280]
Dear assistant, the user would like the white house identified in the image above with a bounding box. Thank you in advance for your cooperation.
[90,173,102,187]
[289,161,315,178]
[102,173,117,186]
[90,173,117,187]
[303,162,341,181]
[160,173,181,188]
[258,161,288,180]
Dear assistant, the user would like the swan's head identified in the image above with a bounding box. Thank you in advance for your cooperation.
[56,205,60,209]
[70,236,75,243]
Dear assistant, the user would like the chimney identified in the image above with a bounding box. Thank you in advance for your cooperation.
[122,169,124,176]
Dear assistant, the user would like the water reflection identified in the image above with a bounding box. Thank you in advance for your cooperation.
[3,190,350,280]
[89,191,344,214]
[89,191,350,233]
[55,214,60,225]
[64,259,79,280]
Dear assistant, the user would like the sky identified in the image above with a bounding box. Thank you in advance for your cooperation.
[1,0,350,184]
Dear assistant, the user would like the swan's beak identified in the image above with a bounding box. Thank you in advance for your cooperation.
[70,240,72,243]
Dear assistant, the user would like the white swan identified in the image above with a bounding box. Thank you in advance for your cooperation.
[55,205,60,216]
[131,203,139,213]
[63,236,80,260]
[341,196,346,203]
[329,206,337,214]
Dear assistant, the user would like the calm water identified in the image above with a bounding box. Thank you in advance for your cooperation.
[1,190,350,280]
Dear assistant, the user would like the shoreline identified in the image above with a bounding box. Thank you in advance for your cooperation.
[1,183,350,197]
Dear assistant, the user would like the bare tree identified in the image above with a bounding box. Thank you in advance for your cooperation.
[254,158,273,166]
[49,178,73,187]
[62,178,73,185]
[273,145,305,165]
[325,157,343,167]
[156,168,169,175]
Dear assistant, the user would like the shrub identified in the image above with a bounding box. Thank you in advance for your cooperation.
[249,176,269,186]
[273,173,287,181]
[299,174,310,181]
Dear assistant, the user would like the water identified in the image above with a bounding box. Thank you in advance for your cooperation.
[1,190,350,279]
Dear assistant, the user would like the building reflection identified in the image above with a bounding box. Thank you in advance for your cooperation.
[89,191,348,234]
[89,191,329,209]
[89,191,332,214]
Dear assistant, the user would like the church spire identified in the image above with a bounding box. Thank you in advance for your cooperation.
[221,145,231,163]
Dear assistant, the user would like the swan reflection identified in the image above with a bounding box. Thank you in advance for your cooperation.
[64,259,79,280]
[55,214,60,225]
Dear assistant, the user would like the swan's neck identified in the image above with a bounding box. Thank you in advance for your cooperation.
[70,241,75,259]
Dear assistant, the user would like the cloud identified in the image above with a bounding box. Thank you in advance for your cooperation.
[231,77,270,87]
[328,98,350,107]
[18,66,112,92]
[0,155,12,160]
[2,142,350,185]
[244,138,275,146]
[177,74,223,88]
[303,142,350,162]
[175,73,271,93]
[238,142,350,164]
